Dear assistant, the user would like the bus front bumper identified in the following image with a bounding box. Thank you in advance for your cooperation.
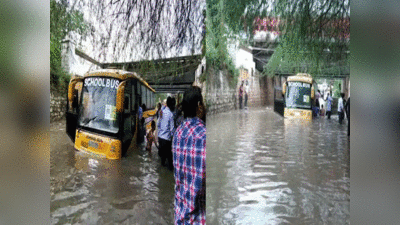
[74,130,122,159]
[284,108,312,121]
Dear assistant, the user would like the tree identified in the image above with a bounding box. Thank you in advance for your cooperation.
[206,0,240,85]
[72,0,205,62]
[206,0,350,77]
[265,0,350,76]
[50,0,89,89]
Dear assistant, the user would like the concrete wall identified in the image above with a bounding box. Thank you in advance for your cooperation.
[205,67,269,115]
[237,68,263,107]
[50,91,67,122]
[205,69,237,115]
[259,73,275,106]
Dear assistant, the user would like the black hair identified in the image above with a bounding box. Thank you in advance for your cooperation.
[171,97,176,111]
[151,120,156,130]
[167,97,174,110]
[182,86,203,118]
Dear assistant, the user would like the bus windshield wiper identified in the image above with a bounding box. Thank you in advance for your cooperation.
[77,116,97,133]
[82,116,97,125]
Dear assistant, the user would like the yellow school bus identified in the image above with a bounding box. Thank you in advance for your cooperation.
[66,69,156,159]
[282,73,317,121]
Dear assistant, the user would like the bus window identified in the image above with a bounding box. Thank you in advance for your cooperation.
[150,92,156,109]
[124,96,129,112]
[147,89,151,108]
[131,82,136,111]
[79,78,120,134]
[285,81,312,109]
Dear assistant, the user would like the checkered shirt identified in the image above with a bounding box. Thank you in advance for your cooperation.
[172,117,206,225]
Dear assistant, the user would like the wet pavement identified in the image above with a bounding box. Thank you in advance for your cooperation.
[50,120,175,224]
[207,107,350,224]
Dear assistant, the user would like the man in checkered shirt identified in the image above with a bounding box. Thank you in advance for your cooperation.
[172,86,206,225]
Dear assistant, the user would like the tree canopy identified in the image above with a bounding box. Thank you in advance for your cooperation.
[50,0,89,86]
[206,0,350,77]
[72,0,205,62]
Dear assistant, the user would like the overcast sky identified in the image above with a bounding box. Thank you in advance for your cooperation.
[66,0,205,75]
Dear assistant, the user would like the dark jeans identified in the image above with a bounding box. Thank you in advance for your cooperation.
[244,94,248,108]
[338,111,344,124]
[326,111,332,119]
[158,137,173,170]
[239,96,243,109]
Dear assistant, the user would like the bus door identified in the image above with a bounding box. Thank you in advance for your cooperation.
[122,81,133,148]
[66,78,82,142]
[130,80,137,136]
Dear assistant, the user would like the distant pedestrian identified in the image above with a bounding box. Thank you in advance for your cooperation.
[315,90,321,115]
[345,97,350,136]
[157,97,175,170]
[146,120,156,153]
[138,104,143,121]
[320,104,325,117]
[239,81,244,109]
[141,104,147,142]
[175,102,184,129]
[138,104,144,144]
[172,86,206,224]
[338,93,345,124]
[325,93,333,119]
[156,102,162,119]
[194,86,206,123]
[244,80,249,109]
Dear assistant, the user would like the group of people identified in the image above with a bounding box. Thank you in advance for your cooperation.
[144,86,206,224]
[314,90,350,135]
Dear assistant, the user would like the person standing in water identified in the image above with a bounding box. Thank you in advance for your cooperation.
[238,81,244,109]
[325,92,333,119]
[244,80,249,109]
[172,86,206,224]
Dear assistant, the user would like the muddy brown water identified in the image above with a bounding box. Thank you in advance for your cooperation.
[206,108,350,224]
[51,107,349,224]
[50,121,175,224]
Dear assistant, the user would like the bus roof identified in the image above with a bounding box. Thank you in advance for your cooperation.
[287,73,313,84]
[83,69,155,92]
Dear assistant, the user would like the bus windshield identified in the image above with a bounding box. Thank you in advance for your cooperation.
[79,77,120,133]
[285,81,312,109]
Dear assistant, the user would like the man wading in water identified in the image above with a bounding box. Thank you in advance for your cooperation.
[172,86,206,224]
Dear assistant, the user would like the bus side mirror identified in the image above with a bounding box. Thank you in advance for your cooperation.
[282,82,287,96]
[68,78,82,112]
[311,85,315,99]
[116,81,127,113]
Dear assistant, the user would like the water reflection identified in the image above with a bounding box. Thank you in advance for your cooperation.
[207,108,350,224]
[50,126,175,225]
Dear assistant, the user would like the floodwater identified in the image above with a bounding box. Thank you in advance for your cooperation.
[207,108,350,224]
[50,121,175,224]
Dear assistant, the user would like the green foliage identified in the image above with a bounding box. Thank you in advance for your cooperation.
[264,0,349,77]
[50,0,89,91]
[206,0,241,85]
[333,80,342,98]
[207,0,349,78]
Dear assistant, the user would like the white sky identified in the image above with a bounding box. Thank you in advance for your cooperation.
[66,0,205,74]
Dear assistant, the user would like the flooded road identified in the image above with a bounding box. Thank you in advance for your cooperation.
[207,108,350,224]
[50,121,175,224]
